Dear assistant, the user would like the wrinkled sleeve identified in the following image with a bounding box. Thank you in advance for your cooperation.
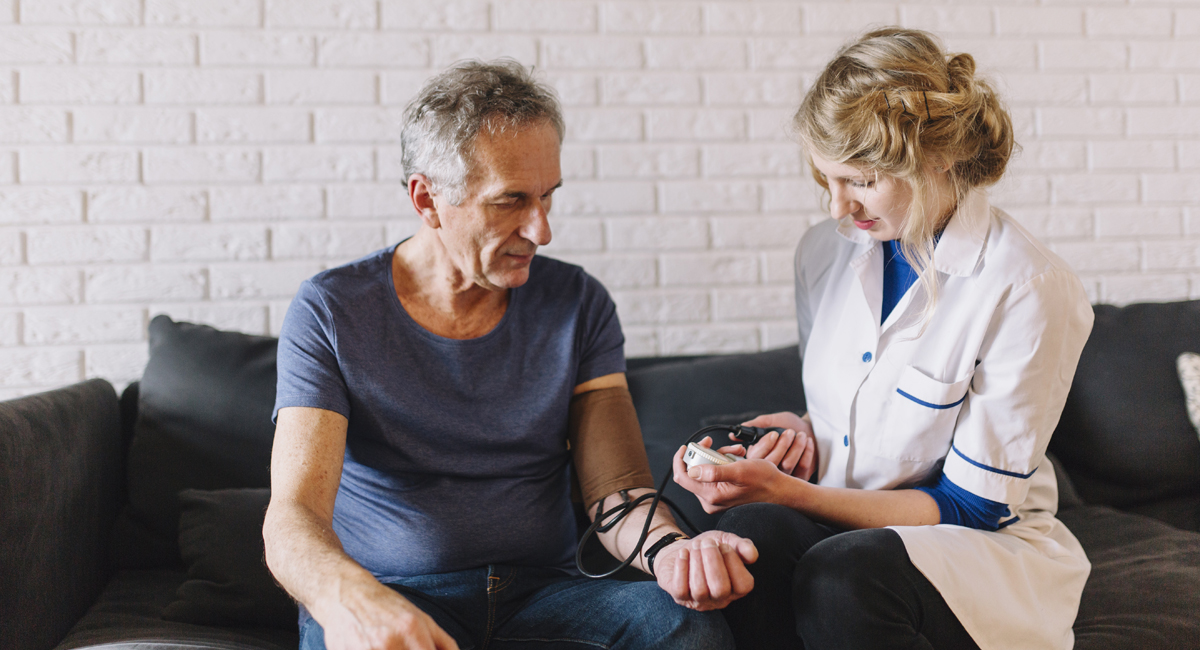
[272,279,351,422]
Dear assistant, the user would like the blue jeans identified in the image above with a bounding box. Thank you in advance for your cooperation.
[299,565,734,650]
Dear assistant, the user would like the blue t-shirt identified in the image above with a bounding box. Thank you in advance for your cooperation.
[273,247,626,580]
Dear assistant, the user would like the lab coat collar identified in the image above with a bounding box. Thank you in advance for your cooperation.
[835,189,990,278]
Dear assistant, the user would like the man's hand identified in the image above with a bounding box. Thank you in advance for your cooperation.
[317,578,459,650]
[719,412,817,481]
[652,531,757,611]
[673,439,796,513]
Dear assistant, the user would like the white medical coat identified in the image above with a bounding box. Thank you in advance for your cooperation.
[795,190,1093,650]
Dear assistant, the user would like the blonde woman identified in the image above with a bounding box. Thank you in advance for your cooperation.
[673,28,1093,650]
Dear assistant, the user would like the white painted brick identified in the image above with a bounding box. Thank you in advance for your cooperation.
[622,326,658,357]
[0,189,82,224]
[329,185,406,219]
[1090,141,1175,171]
[660,324,758,355]
[1129,108,1200,136]
[263,147,373,182]
[145,70,261,104]
[27,225,146,264]
[1090,73,1177,104]
[763,321,799,349]
[1131,43,1200,70]
[602,2,699,34]
[210,185,324,220]
[705,3,802,35]
[1010,107,1037,142]
[0,151,13,183]
[210,261,322,299]
[432,35,539,68]
[612,290,709,325]
[989,174,1050,206]
[20,149,139,184]
[0,1,12,24]
[703,73,802,106]
[1004,208,1092,241]
[268,70,377,104]
[1180,9,1200,38]
[384,218,420,244]
[77,29,196,65]
[146,0,261,26]
[0,108,67,142]
[0,230,19,264]
[203,31,315,66]
[381,0,490,31]
[900,6,993,35]
[943,39,1037,72]
[748,108,796,141]
[1087,8,1172,37]
[24,306,143,344]
[20,69,140,104]
[0,349,80,388]
[544,37,642,69]
[704,144,802,177]
[751,37,845,70]
[996,7,1083,35]
[601,73,700,106]
[1147,242,1200,270]
[544,73,598,106]
[1001,74,1087,106]
[1104,274,1190,305]
[661,181,757,213]
[197,108,310,143]
[377,145,403,180]
[561,145,595,180]
[554,181,654,215]
[0,28,72,63]
[74,108,191,144]
[1010,141,1086,171]
[266,0,377,28]
[714,286,794,321]
[711,216,805,249]
[1144,174,1200,204]
[318,33,427,67]
[495,0,596,32]
[661,251,757,286]
[549,252,658,288]
[382,71,432,106]
[272,223,384,260]
[597,145,699,179]
[152,302,268,334]
[22,0,139,25]
[315,108,403,143]
[86,265,206,302]
[564,108,642,142]
[88,187,206,223]
[267,298,291,336]
[1182,143,1200,170]
[1051,174,1139,204]
[607,216,708,250]
[1041,40,1128,71]
[646,37,745,70]
[85,343,150,382]
[1040,108,1123,137]
[1184,76,1200,105]
[0,310,16,345]
[151,224,268,261]
[763,249,794,283]
[0,267,80,304]
[1097,208,1182,238]
[1050,242,1140,273]
[806,3,898,34]
[144,148,260,183]
[0,73,12,103]
[542,217,604,253]
[647,109,745,142]
[762,179,824,213]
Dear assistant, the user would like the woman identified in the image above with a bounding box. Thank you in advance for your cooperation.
[672,28,1092,650]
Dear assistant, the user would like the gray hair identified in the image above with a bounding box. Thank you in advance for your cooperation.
[400,59,565,205]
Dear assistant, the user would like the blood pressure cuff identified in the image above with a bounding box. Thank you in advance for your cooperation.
[568,386,655,510]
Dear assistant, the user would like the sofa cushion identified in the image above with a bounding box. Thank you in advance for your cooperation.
[1050,301,1200,530]
[164,488,297,630]
[114,315,279,568]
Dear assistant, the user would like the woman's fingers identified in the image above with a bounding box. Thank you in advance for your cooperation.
[779,434,806,475]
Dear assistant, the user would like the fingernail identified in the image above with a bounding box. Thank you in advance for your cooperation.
[687,467,701,479]
[719,543,733,553]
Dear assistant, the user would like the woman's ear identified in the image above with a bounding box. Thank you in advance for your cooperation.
[408,174,441,229]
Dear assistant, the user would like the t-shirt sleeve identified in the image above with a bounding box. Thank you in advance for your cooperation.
[574,272,626,386]
[273,279,351,422]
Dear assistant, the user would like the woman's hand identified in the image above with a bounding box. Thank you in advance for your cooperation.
[718,412,818,481]
[673,439,797,513]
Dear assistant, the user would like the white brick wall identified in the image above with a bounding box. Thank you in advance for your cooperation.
[0,0,1195,398]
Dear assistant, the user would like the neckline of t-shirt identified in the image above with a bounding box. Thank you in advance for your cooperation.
[383,243,519,347]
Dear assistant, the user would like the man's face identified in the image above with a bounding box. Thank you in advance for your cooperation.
[434,121,562,291]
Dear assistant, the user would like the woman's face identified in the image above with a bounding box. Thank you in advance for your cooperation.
[809,152,913,242]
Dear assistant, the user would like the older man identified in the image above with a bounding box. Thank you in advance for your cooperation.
[263,60,756,650]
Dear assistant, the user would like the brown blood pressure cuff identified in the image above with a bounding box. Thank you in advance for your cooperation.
[568,386,655,510]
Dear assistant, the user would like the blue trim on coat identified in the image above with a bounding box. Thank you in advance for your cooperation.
[951,445,1038,479]
[896,388,967,410]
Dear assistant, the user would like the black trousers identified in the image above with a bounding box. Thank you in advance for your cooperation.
[717,503,982,650]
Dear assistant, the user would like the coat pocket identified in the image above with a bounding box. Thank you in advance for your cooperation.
[871,364,973,462]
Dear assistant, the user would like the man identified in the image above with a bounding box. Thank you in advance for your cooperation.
[263,59,757,650]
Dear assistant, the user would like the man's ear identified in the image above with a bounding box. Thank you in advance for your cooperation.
[408,174,441,229]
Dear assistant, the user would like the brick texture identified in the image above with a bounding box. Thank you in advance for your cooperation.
[0,0,1193,395]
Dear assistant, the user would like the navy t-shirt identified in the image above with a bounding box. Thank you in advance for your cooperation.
[274,247,626,580]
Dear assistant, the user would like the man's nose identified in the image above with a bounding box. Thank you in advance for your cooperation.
[521,199,552,246]
[829,184,859,220]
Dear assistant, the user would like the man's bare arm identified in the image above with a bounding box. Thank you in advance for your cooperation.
[264,406,458,650]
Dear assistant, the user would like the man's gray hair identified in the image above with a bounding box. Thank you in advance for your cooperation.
[401,59,565,205]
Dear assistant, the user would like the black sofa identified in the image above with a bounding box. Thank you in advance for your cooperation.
[5,301,1200,650]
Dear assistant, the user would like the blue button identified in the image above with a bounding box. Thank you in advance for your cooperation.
[862,351,872,362]
[843,435,849,447]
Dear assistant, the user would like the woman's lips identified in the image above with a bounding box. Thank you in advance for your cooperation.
[853,219,875,230]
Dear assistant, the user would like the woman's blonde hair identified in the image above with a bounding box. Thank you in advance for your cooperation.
[794,27,1014,325]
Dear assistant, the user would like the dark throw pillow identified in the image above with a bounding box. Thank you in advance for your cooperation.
[163,488,297,629]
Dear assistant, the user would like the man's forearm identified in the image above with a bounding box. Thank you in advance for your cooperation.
[589,487,684,575]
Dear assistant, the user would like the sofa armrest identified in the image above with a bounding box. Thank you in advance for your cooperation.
[0,379,124,650]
